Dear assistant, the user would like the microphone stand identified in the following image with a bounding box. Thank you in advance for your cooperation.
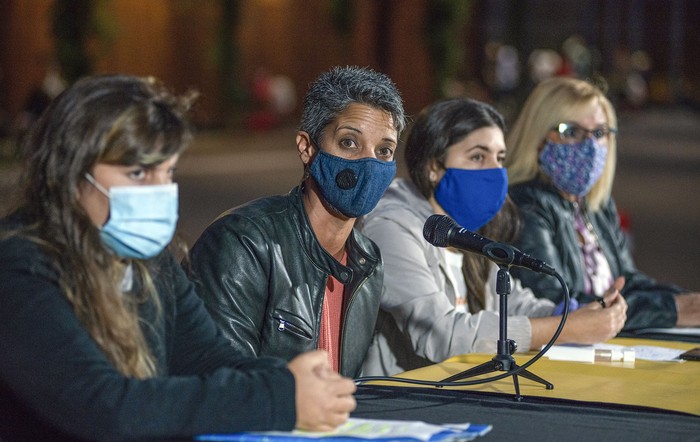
[441,265,553,401]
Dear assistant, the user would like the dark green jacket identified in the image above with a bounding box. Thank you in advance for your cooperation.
[0,214,295,441]
[509,179,681,330]
[189,186,383,378]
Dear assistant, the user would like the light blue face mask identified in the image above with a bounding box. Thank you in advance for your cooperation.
[85,174,179,259]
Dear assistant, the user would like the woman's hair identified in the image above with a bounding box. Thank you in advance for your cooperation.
[404,97,517,312]
[505,77,618,211]
[405,97,505,199]
[298,66,407,143]
[16,74,197,378]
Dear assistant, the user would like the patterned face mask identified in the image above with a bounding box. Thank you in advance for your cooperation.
[538,137,608,197]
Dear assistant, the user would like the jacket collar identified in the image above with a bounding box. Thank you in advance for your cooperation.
[370,178,434,222]
[515,178,583,212]
[365,177,450,273]
[288,185,378,285]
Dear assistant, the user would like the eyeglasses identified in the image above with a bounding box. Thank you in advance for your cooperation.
[551,122,617,143]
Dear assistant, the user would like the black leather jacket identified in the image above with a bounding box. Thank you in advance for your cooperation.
[188,186,383,378]
[509,179,681,330]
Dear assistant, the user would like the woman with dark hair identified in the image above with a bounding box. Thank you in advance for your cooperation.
[359,97,627,376]
[0,74,355,440]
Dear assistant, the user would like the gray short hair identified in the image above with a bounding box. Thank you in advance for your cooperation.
[298,66,406,143]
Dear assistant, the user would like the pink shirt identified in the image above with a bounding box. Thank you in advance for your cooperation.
[317,252,348,372]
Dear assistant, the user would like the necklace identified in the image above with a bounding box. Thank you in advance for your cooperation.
[572,201,613,296]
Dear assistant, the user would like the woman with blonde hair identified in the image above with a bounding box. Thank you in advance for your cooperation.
[0,74,355,440]
[506,76,700,329]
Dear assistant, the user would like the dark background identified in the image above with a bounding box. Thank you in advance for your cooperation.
[1,0,698,290]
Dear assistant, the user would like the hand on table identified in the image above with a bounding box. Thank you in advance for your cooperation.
[563,277,627,344]
[288,350,356,432]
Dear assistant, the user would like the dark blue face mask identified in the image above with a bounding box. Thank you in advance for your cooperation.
[309,150,396,218]
[434,167,508,231]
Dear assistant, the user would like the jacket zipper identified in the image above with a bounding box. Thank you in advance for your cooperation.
[337,273,369,375]
[277,318,310,339]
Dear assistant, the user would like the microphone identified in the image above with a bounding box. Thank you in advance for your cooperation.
[423,214,556,276]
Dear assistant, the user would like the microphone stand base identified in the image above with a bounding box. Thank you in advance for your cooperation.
[440,354,553,401]
[440,267,553,401]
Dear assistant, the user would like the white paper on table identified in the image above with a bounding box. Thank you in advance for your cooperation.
[595,343,686,362]
[195,418,493,442]
[543,343,687,362]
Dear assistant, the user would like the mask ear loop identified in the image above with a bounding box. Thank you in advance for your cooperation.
[428,157,446,193]
[300,135,320,183]
[84,173,110,198]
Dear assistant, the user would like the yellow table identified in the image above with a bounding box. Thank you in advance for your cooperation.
[370,338,700,416]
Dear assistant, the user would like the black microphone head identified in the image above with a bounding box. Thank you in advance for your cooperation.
[423,214,457,247]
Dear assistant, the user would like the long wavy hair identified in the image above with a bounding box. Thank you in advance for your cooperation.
[405,97,519,312]
[505,77,618,211]
[14,75,197,378]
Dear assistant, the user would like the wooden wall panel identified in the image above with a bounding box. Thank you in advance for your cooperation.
[0,0,435,127]
[0,0,54,117]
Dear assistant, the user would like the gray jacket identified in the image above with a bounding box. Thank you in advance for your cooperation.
[359,178,554,376]
[188,186,383,378]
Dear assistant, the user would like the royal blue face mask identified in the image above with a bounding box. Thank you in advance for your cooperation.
[309,150,396,218]
[86,174,179,259]
[539,137,608,197]
[434,167,508,231]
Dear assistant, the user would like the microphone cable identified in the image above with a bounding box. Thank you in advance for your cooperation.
[355,271,571,389]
